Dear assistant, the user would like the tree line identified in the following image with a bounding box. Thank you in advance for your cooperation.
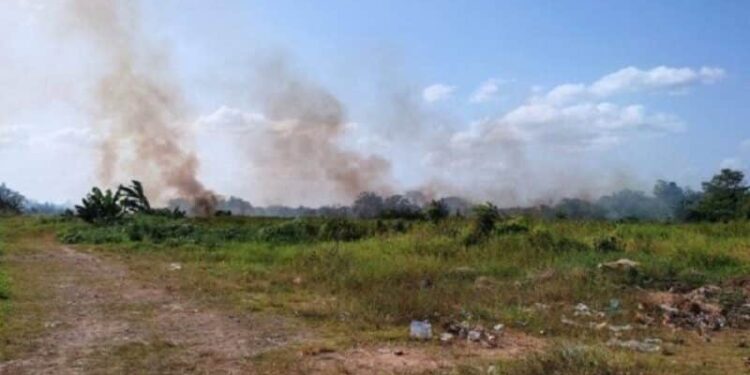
[1,168,749,223]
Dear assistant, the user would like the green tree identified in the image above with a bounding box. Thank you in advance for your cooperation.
[695,169,749,222]
[0,183,25,215]
[424,199,449,223]
[653,180,686,219]
[463,202,502,246]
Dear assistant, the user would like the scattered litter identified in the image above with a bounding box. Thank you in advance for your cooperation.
[410,320,432,340]
[561,317,580,327]
[440,333,454,343]
[532,303,550,311]
[607,338,662,353]
[574,303,592,317]
[167,262,182,271]
[608,298,621,314]
[467,330,482,342]
[442,321,500,347]
[640,285,747,333]
[598,258,639,272]
[608,324,632,333]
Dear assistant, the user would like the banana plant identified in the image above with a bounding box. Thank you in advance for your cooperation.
[118,180,152,214]
[74,187,124,224]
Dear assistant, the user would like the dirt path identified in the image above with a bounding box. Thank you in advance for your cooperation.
[0,246,297,374]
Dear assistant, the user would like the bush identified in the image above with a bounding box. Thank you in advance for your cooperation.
[75,187,124,224]
[496,218,530,235]
[0,183,25,215]
[463,202,501,246]
[529,228,589,252]
[593,235,623,253]
[319,218,366,242]
[425,200,449,223]
[496,346,646,375]
[257,219,318,244]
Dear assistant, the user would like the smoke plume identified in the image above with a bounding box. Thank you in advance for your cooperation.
[238,59,393,205]
[64,0,216,215]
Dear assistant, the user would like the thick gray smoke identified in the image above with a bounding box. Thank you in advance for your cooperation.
[64,0,217,215]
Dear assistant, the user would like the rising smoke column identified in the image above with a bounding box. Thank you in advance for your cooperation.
[242,59,393,205]
[64,0,216,215]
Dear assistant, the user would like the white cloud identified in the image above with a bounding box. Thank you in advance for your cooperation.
[537,66,725,105]
[719,157,745,170]
[470,79,502,103]
[429,64,718,192]
[0,124,28,145]
[196,105,266,133]
[33,126,96,147]
[422,83,455,103]
[498,101,682,150]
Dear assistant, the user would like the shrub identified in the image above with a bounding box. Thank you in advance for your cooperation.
[257,219,318,244]
[593,235,623,253]
[529,228,589,252]
[425,200,449,223]
[496,346,646,375]
[496,218,530,235]
[319,218,366,242]
[75,187,124,224]
[0,183,25,215]
[463,202,501,246]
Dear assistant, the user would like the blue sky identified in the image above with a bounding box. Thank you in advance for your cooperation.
[1,1,749,205]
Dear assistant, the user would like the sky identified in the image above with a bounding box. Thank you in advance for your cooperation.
[0,0,749,206]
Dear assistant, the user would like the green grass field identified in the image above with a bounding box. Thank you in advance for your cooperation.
[3,215,750,373]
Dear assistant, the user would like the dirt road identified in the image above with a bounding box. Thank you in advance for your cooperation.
[0,246,296,374]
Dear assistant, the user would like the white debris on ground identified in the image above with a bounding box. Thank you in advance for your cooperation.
[409,320,432,340]
[168,262,182,271]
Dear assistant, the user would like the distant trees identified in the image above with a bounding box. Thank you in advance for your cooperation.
[553,198,605,220]
[352,192,385,219]
[0,183,25,215]
[597,189,665,220]
[65,168,750,224]
[690,169,749,222]
[425,200,449,223]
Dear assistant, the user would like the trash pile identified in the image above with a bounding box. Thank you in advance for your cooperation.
[606,337,662,353]
[641,284,750,333]
[440,321,504,348]
[409,319,505,348]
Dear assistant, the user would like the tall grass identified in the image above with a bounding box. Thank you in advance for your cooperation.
[0,221,11,332]
[56,216,750,333]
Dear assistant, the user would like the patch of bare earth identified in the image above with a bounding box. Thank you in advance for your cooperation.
[302,331,543,374]
[0,246,298,374]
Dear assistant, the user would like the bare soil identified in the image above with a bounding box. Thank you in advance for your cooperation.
[0,244,541,374]
[0,246,297,374]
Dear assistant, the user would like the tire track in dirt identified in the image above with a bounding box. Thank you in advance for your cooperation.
[0,246,298,374]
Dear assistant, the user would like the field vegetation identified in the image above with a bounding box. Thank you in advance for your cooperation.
[2,169,750,373]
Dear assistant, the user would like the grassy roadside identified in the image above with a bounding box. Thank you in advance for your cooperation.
[2,215,749,373]
[0,217,67,360]
[55,215,750,373]
[0,220,10,331]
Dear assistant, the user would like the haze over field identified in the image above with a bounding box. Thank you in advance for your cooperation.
[0,0,748,207]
